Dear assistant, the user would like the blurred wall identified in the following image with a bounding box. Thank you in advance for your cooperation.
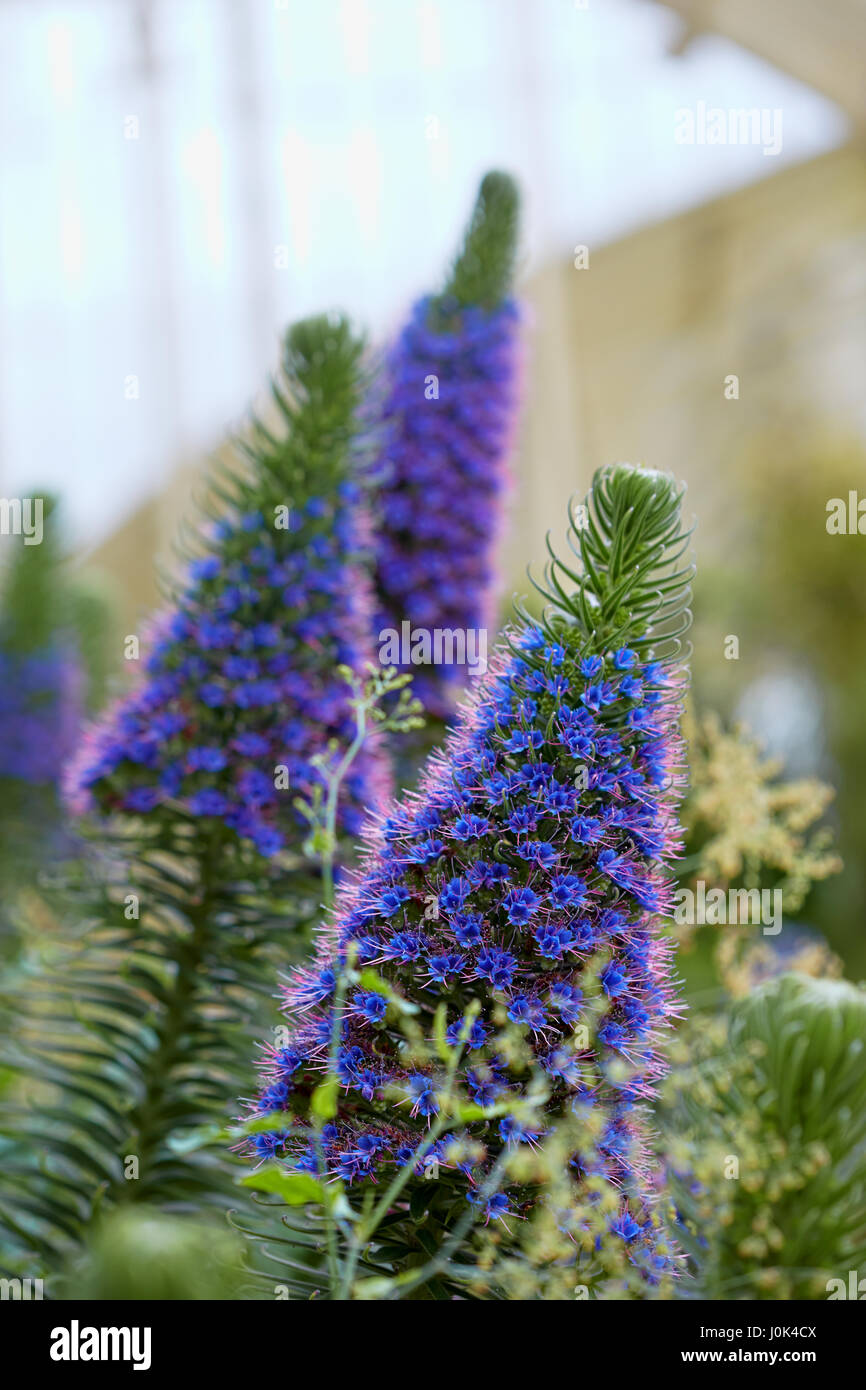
[0,0,845,550]
[505,144,866,587]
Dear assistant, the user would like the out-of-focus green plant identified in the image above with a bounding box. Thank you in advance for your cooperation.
[677,710,841,993]
[661,973,866,1299]
[66,574,118,715]
[0,494,100,959]
[0,660,412,1286]
[682,711,841,912]
[63,1208,247,1300]
[693,425,866,974]
[714,924,842,1000]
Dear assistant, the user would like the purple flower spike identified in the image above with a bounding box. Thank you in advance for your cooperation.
[371,172,523,720]
[65,317,391,855]
[0,647,83,786]
[250,464,694,1282]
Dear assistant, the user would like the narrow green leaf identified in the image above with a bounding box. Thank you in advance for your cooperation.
[238,1165,326,1206]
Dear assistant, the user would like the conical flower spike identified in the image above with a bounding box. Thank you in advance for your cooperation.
[372,171,522,720]
[251,463,693,1281]
[66,316,389,857]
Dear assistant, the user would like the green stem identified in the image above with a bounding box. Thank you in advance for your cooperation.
[289,669,421,1296]
[315,955,352,1296]
[386,1150,511,1299]
[311,693,373,1297]
[320,689,368,913]
[336,1031,466,1299]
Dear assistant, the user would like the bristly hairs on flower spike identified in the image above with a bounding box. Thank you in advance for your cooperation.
[246,462,694,1296]
[371,171,522,724]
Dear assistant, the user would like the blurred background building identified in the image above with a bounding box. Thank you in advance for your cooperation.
[0,0,849,560]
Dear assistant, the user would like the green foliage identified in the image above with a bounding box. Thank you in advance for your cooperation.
[64,1208,247,1300]
[0,823,320,1276]
[66,577,117,713]
[0,494,85,957]
[682,711,841,916]
[0,490,112,693]
[674,708,842,995]
[662,973,866,1299]
[0,493,63,654]
[692,426,866,976]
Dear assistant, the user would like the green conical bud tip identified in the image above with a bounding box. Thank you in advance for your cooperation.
[598,462,682,518]
[535,462,692,652]
[441,168,520,311]
[283,313,363,380]
[476,169,520,230]
[582,463,687,558]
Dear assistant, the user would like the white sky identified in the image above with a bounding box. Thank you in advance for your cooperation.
[0,0,848,546]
